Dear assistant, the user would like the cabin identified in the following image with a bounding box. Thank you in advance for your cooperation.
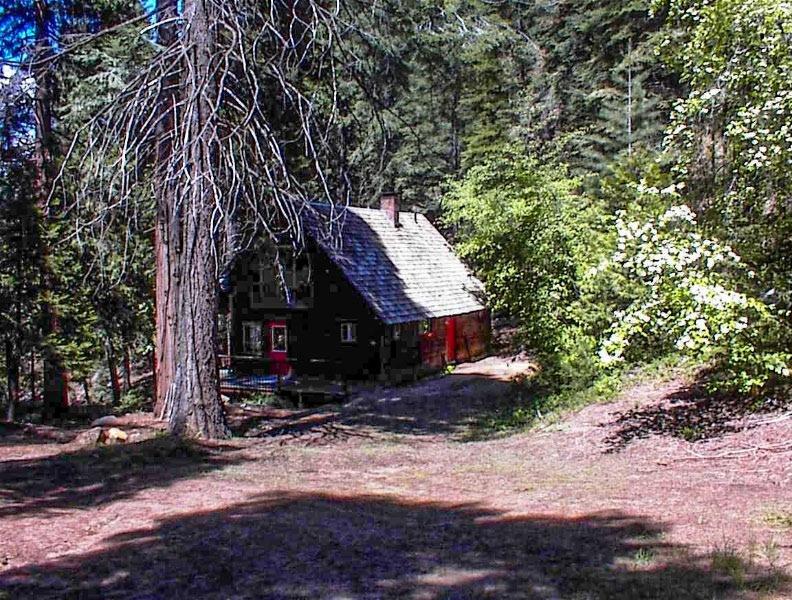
[218,193,490,393]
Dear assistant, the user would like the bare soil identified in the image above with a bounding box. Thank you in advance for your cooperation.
[1,356,790,599]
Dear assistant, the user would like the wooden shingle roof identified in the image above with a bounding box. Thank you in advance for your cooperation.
[304,205,486,325]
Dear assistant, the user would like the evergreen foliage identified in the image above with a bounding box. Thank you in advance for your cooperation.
[0,0,788,428]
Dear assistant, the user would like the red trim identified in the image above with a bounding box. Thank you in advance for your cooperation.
[445,317,457,363]
[267,321,290,376]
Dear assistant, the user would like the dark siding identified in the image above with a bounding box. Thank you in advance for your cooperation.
[224,247,490,381]
[227,244,387,379]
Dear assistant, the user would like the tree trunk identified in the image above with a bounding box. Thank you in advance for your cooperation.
[5,340,19,422]
[153,194,177,418]
[82,379,91,405]
[34,0,68,422]
[153,0,178,419]
[106,338,122,404]
[29,350,35,402]
[8,259,24,422]
[157,0,228,438]
[122,345,132,391]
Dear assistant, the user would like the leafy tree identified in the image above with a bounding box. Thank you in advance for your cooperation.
[0,161,42,420]
[58,0,399,437]
[657,0,792,307]
[333,1,538,211]
[0,0,145,419]
[580,52,664,173]
[442,149,579,357]
[514,0,675,154]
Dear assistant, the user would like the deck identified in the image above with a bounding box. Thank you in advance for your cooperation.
[219,359,348,407]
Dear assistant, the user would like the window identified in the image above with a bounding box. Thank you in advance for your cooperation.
[248,247,314,307]
[340,322,357,343]
[293,254,313,301]
[248,256,276,309]
[270,325,288,353]
[242,321,262,354]
[419,320,432,334]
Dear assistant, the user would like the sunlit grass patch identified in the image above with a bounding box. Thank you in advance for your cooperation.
[763,510,792,531]
[711,545,749,588]
[708,538,789,595]
[632,547,656,566]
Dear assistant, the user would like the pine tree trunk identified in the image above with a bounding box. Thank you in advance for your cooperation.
[153,198,177,417]
[5,340,19,422]
[106,337,122,405]
[122,345,132,391]
[29,350,35,403]
[153,0,178,419]
[160,200,227,437]
[157,0,228,438]
[34,0,68,422]
[7,263,23,422]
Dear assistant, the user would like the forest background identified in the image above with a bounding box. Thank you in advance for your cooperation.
[0,0,789,433]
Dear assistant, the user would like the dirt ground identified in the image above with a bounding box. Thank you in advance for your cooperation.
[1,356,790,599]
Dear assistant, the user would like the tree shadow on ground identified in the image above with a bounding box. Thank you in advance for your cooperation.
[1,492,785,599]
[228,371,521,442]
[603,379,790,452]
[0,436,243,519]
[0,422,65,446]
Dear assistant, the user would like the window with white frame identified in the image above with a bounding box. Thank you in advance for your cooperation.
[270,325,288,353]
[340,322,357,343]
[242,321,262,354]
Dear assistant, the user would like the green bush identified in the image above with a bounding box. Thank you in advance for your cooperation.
[117,387,150,414]
[442,149,580,359]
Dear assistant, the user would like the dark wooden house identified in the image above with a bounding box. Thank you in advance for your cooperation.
[218,193,490,390]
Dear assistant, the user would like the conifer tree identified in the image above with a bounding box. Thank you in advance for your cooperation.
[580,45,663,174]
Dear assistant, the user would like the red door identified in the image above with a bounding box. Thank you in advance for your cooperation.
[445,317,457,364]
[267,321,290,377]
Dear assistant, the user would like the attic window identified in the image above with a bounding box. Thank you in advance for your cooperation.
[340,322,357,344]
[249,259,274,308]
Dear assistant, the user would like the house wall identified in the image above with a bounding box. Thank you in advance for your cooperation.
[419,309,491,370]
[223,244,491,382]
[454,309,491,363]
[226,243,388,380]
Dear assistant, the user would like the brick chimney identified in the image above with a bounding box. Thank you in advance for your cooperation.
[380,191,400,227]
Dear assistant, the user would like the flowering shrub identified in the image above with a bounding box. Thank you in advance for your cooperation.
[596,204,790,392]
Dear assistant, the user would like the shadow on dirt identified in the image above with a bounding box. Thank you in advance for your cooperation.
[227,371,521,442]
[1,492,785,599]
[0,436,243,519]
[604,379,790,452]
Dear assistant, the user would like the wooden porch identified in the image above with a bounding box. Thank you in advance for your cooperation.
[218,355,349,406]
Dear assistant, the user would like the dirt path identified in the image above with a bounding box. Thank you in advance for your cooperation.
[1,357,790,599]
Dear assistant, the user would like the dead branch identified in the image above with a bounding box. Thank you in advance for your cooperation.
[673,440,792,462]
[54,0,368,279]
